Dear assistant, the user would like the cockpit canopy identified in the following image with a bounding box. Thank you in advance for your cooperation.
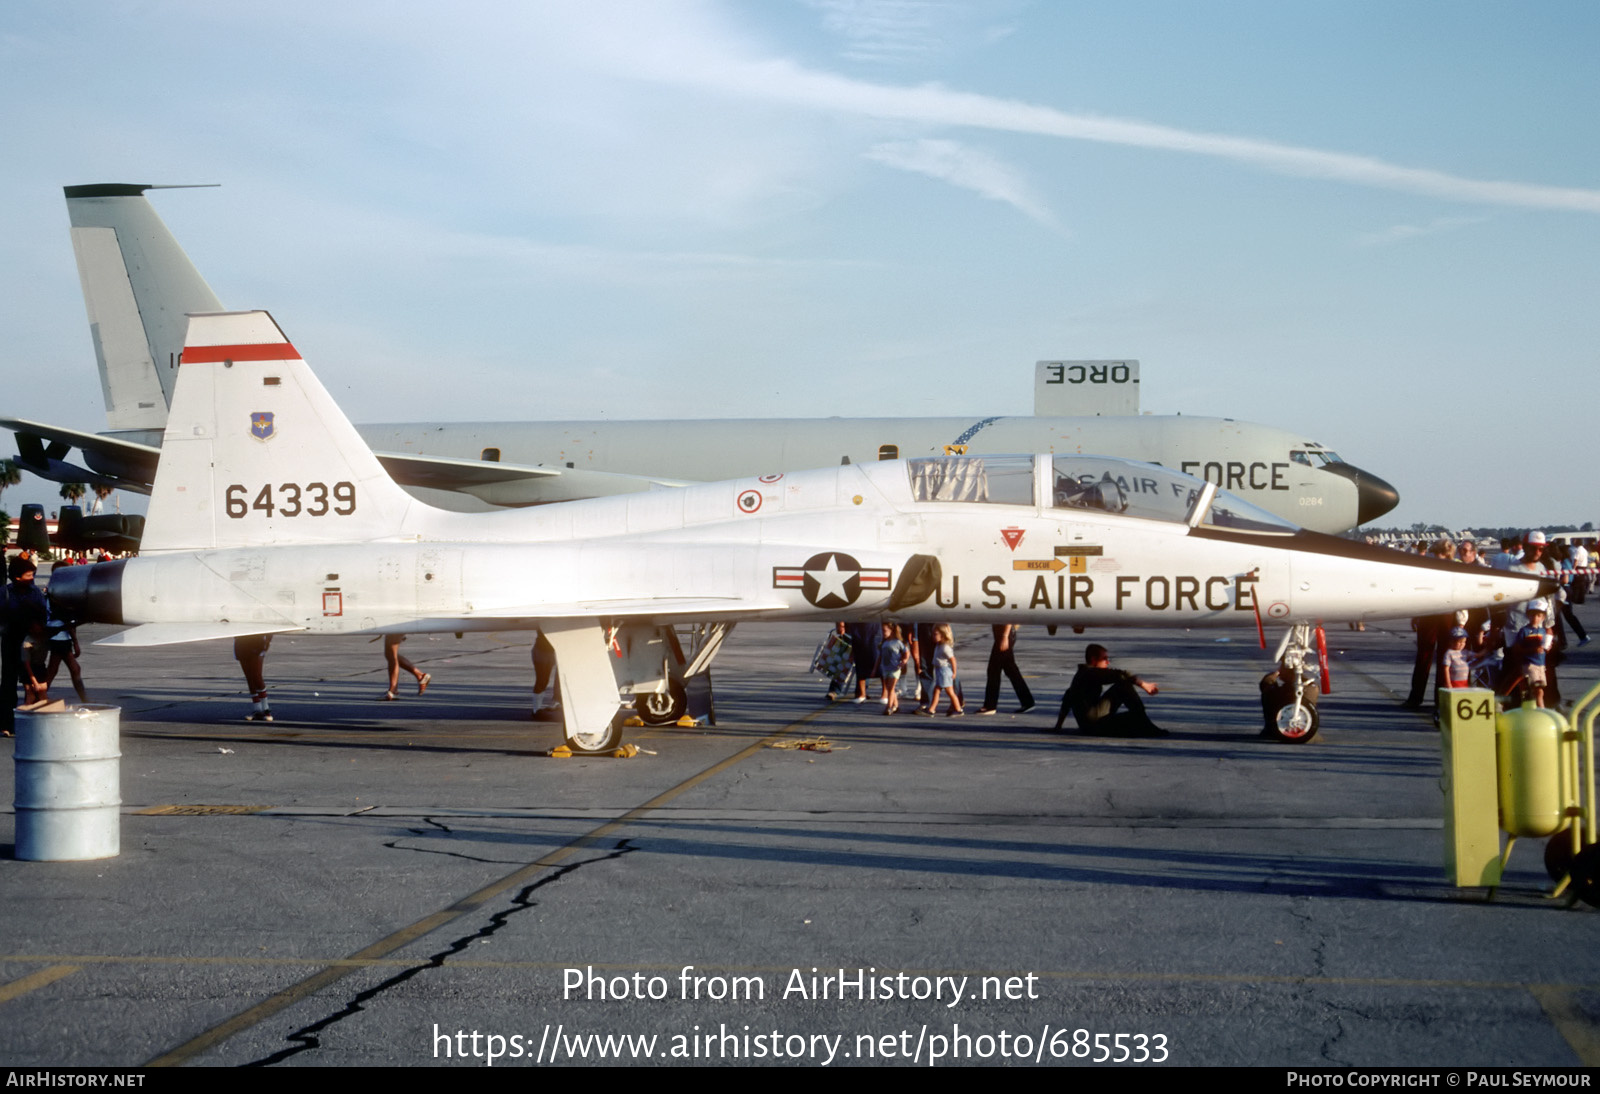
[905,454,1295,534]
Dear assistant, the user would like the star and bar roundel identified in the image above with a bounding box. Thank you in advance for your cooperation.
[773,552,892,610]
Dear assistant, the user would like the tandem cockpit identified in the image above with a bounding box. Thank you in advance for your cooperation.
[899,454,1297,534]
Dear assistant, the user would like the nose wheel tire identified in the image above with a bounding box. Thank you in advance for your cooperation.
[1271,703,1319,744]
[633,681,688,726]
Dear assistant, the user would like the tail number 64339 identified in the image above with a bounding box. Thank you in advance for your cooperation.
[225,481,356,518]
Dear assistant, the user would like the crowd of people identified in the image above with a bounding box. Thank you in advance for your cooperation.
[1401,530,1594,711]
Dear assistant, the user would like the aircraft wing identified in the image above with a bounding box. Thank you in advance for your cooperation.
[373,451,697,506]
[94,603,785,647]
[0,416,695,508]
[95,622,306,647]
[0,417,160,493]
[458,597,789,621]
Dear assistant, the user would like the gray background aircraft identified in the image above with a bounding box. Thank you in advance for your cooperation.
[1,184,1398,533]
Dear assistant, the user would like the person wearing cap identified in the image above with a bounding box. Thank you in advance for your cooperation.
[1507,600,1554,707]
[1442,626,1476,690]
[0,555,48,736]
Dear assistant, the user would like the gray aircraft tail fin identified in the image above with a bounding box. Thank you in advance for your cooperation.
[64,184,224,433]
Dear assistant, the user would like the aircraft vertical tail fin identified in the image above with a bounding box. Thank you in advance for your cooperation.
[65,184,224,433]
[141,311,417,552]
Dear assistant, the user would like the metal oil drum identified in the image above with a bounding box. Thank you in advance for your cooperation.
[13,703,121,860]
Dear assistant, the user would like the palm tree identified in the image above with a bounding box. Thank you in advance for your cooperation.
[0,459,20,505]
[59,482,88,506]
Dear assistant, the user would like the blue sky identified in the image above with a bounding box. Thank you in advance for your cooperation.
[2,1,1596,529]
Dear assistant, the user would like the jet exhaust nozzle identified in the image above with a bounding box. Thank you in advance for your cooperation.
[47,559,126,625]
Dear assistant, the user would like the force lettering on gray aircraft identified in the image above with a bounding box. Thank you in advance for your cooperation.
[49,310,1547,756]
[2,184,1398,537]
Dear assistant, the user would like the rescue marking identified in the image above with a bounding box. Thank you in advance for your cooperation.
[736,490,762,514]
[1000,528,1025,551]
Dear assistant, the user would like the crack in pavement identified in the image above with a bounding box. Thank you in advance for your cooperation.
[245,839,638,1066]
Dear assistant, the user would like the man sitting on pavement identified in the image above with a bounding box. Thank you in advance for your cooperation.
[1053,643,1165,737]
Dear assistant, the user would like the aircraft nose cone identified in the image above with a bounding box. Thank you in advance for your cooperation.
[1355,469,1400,525]
[1321,462,1401,524]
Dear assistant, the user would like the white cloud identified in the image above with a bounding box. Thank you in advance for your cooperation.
[585,26,1600,215]
[805,0,962,64]
[865,138,1056,225]
[1354,216,1486,248]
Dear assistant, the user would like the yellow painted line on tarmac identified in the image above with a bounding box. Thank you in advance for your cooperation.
[144,708,829,1068]
[1529,985,1600,1067]
[0,965,79,1004]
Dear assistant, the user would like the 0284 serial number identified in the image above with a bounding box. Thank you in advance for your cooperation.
[224,481,356,518]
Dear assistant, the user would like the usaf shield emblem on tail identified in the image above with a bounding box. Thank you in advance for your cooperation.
[250,412,275,441]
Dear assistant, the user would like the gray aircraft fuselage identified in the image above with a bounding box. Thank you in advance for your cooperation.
[354,413,1396,533]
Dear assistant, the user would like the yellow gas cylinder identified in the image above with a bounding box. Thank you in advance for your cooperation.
[1496,701,1566,837]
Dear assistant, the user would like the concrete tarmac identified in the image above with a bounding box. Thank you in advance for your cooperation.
[2,614,1599,1068]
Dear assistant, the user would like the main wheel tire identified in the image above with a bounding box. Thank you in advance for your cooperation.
[633,682,687,726]
[1568,845,1600,908]
[1271,703,1319,744]
[1545,830,1576,883]
[566,715,625,755]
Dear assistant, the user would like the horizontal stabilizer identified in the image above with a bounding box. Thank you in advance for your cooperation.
[373,450,695,507]
[95,621,305,647]
[374,450,561,489]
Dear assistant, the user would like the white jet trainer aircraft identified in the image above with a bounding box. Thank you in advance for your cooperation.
[49,312,1548,752]
[3,184,1399,534]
